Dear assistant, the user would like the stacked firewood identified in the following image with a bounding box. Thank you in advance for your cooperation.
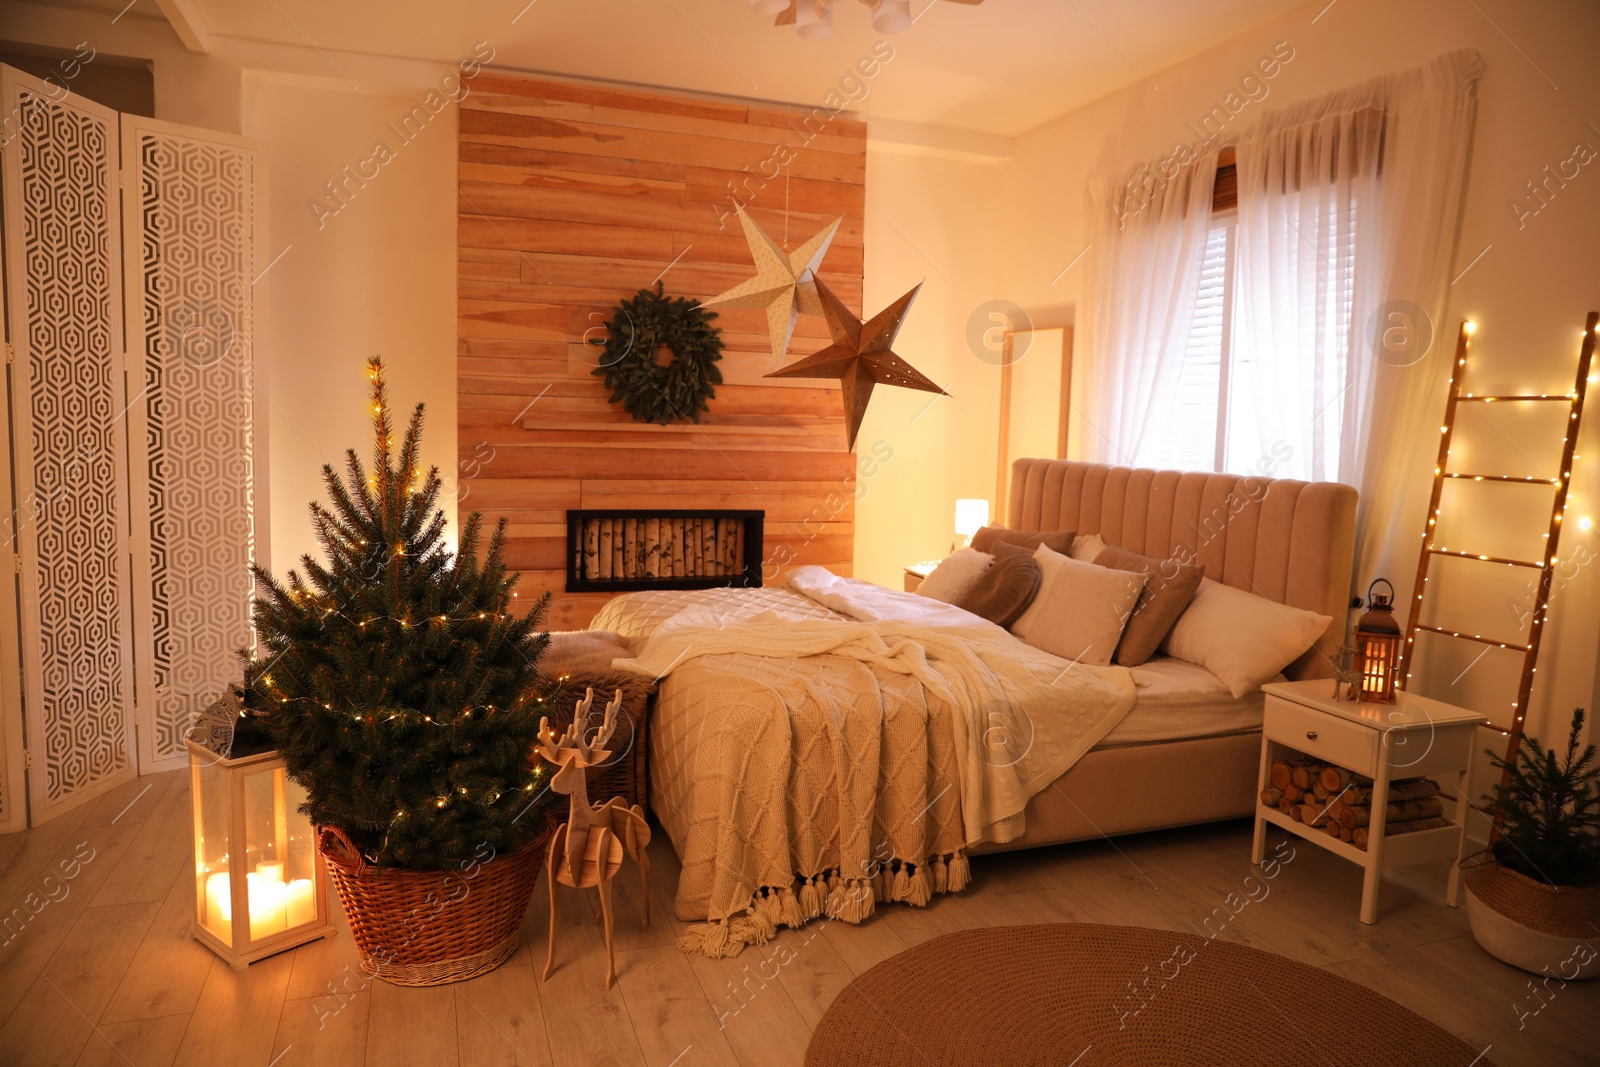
[1259,759,1451,851]
[579,516,745,581]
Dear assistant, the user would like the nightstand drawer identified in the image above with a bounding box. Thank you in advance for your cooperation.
[1264,695,1378,775]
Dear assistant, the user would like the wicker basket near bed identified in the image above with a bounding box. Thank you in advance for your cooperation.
[532,631,654,813]
[319,822,554,986]
[1462,853,1600,979]
[314,628,649,990]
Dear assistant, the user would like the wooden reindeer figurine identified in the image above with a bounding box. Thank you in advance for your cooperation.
[535,687,651,990]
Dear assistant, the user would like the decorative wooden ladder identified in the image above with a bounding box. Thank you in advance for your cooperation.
[1397,313,1595,777]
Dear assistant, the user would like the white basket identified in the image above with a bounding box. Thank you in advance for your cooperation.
[1464,881,1600,979]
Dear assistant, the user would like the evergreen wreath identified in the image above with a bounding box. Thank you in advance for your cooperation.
[590,282,723,425]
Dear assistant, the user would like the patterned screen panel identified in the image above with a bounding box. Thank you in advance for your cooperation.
[125,120,257,769]
[1,71,138,816]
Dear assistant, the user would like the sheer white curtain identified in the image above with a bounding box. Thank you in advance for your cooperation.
[1232,50,1484,598]
[1079,151,1220,464]
[1230,109,1379,482]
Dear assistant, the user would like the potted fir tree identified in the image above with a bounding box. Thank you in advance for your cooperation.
[244,357,559,986]
[1463,708,1600,979]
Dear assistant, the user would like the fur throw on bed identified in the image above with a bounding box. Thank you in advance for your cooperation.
[538,630,636,685]
[535,631,653,805]
[537,630,650,715]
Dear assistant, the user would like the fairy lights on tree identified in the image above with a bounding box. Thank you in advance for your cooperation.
[243,357,557,868]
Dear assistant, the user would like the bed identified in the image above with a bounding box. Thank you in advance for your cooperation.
[593,459,1356,955]
[973,458,1357,853]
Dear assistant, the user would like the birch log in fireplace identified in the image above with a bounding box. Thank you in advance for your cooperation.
[567,510,763,592]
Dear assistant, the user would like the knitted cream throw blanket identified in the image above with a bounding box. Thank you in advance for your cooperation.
[603,567,1137,957]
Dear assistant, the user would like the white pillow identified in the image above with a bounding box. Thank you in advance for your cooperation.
[1161,578,1333,698]
[1070,533,1106,562]
[1010,545,1147,666]
[917,548,993,603]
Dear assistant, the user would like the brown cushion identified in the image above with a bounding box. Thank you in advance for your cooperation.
[956,552,1042,628]
[1092,546,1206,666]
[988,539,1033,561]
[970,525,1075,556]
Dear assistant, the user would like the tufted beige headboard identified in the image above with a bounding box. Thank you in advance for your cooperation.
[1008,459,1358,680]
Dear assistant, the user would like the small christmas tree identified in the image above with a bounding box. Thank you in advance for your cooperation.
[1484,708,1600,887]
[244,357,557,869]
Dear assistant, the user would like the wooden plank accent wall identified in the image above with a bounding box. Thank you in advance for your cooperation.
[457,74,864,628]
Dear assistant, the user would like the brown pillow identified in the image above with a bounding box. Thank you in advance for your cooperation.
[988,539,1033,561]
[957,552,1042,628]
[970,525,1075,556]
[1092,546,1205,667]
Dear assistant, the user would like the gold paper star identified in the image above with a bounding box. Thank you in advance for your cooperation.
[766,278,945,450]
[699,206,841,363]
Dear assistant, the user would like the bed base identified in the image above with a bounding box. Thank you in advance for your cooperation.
[972,731,1262,854]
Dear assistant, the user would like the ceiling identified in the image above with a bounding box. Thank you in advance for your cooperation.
[90,0,1308,136]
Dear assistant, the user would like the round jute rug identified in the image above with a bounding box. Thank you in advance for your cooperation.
[805,924,1489,1067]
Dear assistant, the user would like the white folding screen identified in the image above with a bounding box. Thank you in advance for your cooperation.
[0,67,139,823]
[124,116,258,772]
[0,68,258,823]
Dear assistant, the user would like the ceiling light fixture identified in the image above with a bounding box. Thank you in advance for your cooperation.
[760,0,981,41]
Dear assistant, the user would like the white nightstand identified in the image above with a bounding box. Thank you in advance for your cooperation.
[1251,679,1486,924]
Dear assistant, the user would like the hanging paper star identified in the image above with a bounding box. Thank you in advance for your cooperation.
[699,206,841,363]
[766,278,945,450]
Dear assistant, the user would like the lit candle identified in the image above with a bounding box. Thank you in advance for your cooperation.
[202,865,313,941]
[205,871,233,932]
[245,867,289,936]
[287,878,316,926]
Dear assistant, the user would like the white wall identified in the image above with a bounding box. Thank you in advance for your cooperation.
[243,74,458,570]
[994,0,1600,745]
[0,1,462,574]
[856,139,1006,586]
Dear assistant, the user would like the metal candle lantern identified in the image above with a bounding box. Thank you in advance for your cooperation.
[1352,579,1402,703]
[186,710,333,968]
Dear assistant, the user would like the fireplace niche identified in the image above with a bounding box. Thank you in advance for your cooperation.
[565,509,763,593]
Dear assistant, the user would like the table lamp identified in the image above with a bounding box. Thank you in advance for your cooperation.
[954,499,990,550]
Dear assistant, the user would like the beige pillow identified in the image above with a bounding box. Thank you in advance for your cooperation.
[956,552,1042,627]
[1092,546,1205,667]
[970,525,1075,556]
[1010,545,1147,666]
[1161,578,1333,698]
[917,548,993,603]
[1070,533,1106,562]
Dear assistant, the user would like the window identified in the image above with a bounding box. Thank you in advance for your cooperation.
[1132,164,1362,478]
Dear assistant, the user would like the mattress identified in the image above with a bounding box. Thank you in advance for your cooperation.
[593,589,1268,751]
[1093,655,1270,747]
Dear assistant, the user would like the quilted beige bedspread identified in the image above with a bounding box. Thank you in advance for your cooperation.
[590,567,1136,957]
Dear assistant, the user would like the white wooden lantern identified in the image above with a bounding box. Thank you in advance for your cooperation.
[185,740,334,968]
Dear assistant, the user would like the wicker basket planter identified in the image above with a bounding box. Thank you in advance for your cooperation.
[1462,855,1600,979]
[318,824,551,986]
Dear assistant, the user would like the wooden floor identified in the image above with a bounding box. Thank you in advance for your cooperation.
[2,769,1595,1066]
